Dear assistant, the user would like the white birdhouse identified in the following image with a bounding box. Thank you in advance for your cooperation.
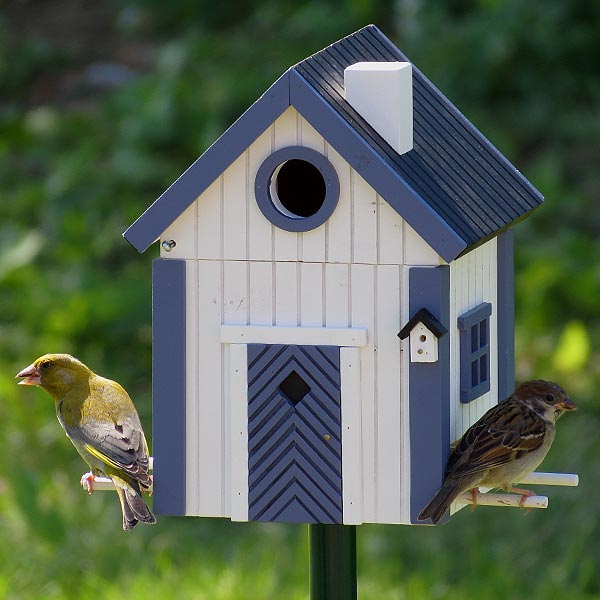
[123,26,545,525]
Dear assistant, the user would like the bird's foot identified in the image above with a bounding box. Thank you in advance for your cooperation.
[142,475,154,496]
[80,472,96,495]
[507,486,535,511]
[469,488,480,512]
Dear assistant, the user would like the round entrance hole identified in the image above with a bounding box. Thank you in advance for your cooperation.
[271,159,326,218]
[255,146,340,233]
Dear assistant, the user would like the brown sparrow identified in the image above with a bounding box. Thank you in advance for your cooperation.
[418,380,576,524]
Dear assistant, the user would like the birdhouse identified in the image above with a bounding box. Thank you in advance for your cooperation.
[123,26,543,525]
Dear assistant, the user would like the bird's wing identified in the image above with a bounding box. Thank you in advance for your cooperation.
[446,400,547,478]
[61,375,151,487]
[65,413,152,488]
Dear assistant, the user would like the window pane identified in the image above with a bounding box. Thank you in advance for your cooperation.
[480,319,487,347]
[471,359,479,387]
[480,355,488,384]
[471,324,479,352]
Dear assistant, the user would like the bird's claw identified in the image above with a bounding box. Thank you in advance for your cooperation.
[142,474,154,496]
[469,487,480,512]
[504,485,535,513]
[80,472,96,495]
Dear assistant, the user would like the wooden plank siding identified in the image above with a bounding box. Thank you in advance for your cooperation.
[449,238,498,443]
[159,107,442,268]
[157,105,497,525]
[182,259,414,523]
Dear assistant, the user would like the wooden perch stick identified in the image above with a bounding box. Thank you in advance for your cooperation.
[454,492,548,510]
[80,457,154,493]
[519,472,579,486]
[81,465,578,498]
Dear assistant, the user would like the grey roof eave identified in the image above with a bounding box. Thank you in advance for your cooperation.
[123,66,467,260]
[123,71,291,253]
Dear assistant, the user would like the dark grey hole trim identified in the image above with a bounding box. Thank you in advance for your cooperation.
[255,146,340,232]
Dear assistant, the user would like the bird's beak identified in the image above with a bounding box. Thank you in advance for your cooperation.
[556,397,577,411]
[16,363,41,386]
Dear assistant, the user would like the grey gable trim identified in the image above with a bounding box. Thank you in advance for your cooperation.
[152,258,187,515]
[289,69,467,263]
[123,72,291,253]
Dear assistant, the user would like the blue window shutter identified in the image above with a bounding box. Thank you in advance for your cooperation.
[152,258,186,516]
[458,302,493,403]
[408,266,450,524]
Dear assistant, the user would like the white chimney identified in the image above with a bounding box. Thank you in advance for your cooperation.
[344,62,413,155]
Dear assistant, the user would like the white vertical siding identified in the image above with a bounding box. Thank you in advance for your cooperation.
[351,174,378,264]
[349,264,376,519]
[185,260,414,522]
[223,153,248,261]
[229,343,249,521]
[184,260,200,515]
[247,128,274,261]
[160,107,441,269]
[192,259,224,516]
[299,262,324,326]
[167,106,488,525]
[326,147,352,264]
[375,265,403,523]
[449,237,498,442]
[340,347,363,524]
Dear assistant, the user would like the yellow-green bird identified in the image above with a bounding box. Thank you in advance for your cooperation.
[16,353,156,531]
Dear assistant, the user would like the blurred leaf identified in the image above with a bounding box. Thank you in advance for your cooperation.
[0,230,44,280]
[552,320,591,374]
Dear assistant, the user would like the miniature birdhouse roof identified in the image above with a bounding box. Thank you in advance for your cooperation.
[123,25,543,262]
[398,308,448,340]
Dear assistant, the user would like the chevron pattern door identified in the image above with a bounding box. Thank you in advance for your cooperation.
[247,344,343,523]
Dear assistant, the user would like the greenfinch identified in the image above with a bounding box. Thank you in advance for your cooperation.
[16,353,156,531]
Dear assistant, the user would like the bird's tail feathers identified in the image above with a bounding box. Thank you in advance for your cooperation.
[113,477,157,531]
[418,481,460,525]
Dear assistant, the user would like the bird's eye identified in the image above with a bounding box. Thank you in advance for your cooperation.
[545,393,555,402]
[40,360,52,370]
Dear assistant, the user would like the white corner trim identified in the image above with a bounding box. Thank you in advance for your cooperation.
[229,343,249,522]
[341,347,363,524]
[220,325,368,347]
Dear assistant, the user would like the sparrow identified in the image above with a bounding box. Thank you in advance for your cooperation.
[16,353,156,531]
[418,379,576,524]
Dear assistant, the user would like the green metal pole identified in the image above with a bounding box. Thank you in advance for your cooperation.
[309,524,357,600]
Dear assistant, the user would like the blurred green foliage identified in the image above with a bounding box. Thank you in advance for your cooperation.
[1,0,599,598]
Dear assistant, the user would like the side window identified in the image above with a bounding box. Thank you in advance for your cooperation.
[458,303,492,403]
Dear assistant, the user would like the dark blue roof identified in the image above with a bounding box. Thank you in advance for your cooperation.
[124,25,542,261]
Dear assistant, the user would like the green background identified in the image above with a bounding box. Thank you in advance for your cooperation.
[1,1,598,598]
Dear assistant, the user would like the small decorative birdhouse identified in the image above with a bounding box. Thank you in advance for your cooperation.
[124,26,543,525]
[398,308,448,363]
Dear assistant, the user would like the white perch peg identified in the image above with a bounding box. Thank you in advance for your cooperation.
[81,475,116,492]
[455,492,549,510]
[80,457,154,493]
[519,472,579,487]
